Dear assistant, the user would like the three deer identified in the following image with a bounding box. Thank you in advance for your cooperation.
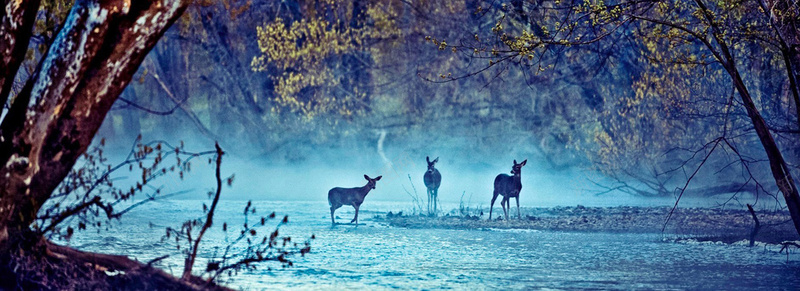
[326,158,527,224]
[423,156,441,215]
[490,159,527,220]
[328,175,382,226]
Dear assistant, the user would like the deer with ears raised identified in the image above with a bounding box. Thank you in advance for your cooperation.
[328,175,382,226]
[490,159,527,220]
[423,156,441,215]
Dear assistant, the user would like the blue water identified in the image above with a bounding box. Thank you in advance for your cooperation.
[58,200,800,290]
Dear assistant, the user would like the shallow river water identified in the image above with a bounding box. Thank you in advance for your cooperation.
[59,200,800,290]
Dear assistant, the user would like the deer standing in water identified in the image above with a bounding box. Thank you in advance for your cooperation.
[490,159,527,220]
[328,175,382,226]
[423,156,441,215]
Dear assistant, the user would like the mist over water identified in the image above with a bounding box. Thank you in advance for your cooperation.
[125,136,755,210]
[96,94,776,211]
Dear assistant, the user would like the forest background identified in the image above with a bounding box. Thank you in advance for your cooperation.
[69,0,799,201]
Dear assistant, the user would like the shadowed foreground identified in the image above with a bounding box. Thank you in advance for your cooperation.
[5,240,231,290]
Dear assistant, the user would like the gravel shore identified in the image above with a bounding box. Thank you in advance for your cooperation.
[377,205,799,244]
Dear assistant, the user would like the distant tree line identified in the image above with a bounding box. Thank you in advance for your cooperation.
[97,0,799,205]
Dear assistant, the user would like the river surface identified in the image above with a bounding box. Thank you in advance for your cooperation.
[58,200,800,290]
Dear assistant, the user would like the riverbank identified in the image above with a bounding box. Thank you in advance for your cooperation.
[376,205,799,244]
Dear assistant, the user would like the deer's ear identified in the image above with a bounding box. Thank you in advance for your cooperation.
[513,159,518,165]
[374,176,382,181]
[426,156,430,163]
[521,159,527,166]
[364,174,370,180]
[433,157,439,163]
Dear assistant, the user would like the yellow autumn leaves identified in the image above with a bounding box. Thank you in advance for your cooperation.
[251,2,401,120]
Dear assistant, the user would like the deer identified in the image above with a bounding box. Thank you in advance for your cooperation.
[423,156,441,215]
[489,159,527,221]
[328,175,382,226]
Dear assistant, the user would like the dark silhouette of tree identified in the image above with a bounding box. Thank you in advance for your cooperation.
[1,1,313,288]
[0,0,210,288]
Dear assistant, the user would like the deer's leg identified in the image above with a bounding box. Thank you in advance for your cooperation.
[433,188,439,215]
[516,196,521,219]
[501,196,509,221]
[489,191,499,220]
[502,198,506,219]
[429,188,434,215]
[351,205,359,224]
[427,189,431,215]
[506,197,511,220]
[511,196,516,219]
[330,206,337,225]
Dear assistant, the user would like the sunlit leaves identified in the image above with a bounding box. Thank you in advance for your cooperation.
[252,17,353,72]
[251,1,402,120]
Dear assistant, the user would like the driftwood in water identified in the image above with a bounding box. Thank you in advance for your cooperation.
[747,204,761,247]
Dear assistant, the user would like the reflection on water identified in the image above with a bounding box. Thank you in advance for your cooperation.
[57,200,800,290]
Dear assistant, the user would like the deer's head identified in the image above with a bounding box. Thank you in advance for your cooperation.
[511,159,527,175]
[426,156,439,174]
[364,175,382,189]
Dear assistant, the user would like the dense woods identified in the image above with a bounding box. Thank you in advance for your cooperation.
[1,0,799,288]
[106,0,799,204]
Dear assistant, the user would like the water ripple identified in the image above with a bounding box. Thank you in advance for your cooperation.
[56,200,800,290]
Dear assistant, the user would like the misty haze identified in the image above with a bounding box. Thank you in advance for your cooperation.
[2,0,800,290]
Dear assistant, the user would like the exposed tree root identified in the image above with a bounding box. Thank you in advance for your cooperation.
[1,238,232,291]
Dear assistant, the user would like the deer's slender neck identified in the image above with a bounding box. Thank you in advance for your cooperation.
[360,184,372,196]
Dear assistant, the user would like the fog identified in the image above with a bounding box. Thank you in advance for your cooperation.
[80,0,791,214]
[97,131,760,211]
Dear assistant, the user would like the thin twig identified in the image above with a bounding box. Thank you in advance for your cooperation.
[146,255,170,267]
[182,142,224,279]
[663,138,722,232]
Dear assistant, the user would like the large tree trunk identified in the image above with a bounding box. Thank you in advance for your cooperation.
[0,0,189,285]
[760,0,800,131]
[720,50,800,237]
[754,0,800,235]
[690,0,800,237]
[733,74,800,236]
[0,0,41,109]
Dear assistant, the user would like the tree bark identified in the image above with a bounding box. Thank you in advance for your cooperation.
[0,0,41,108]
[0,0,189,253]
